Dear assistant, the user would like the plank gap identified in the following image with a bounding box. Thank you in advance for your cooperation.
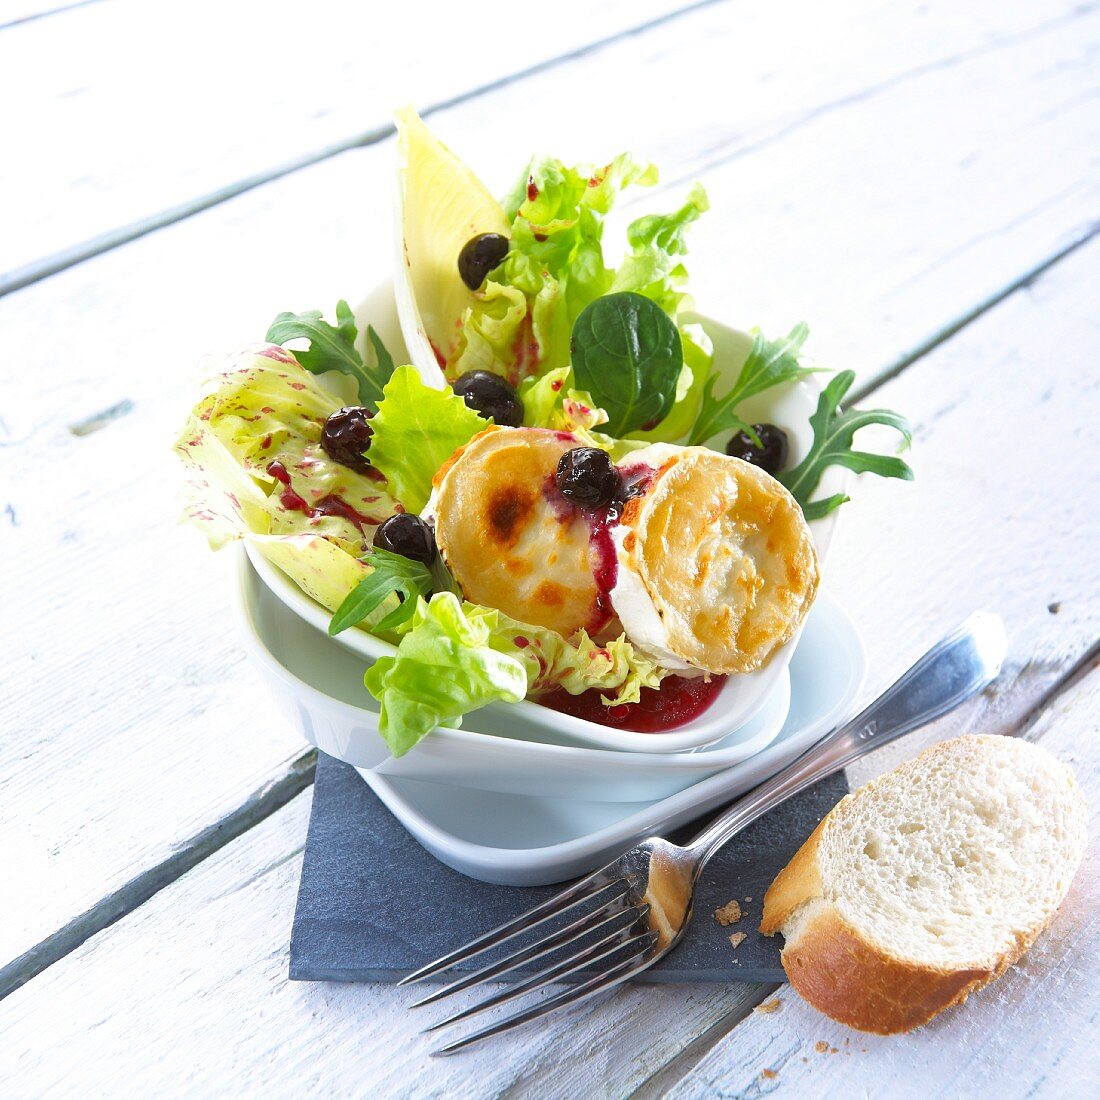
[0,749,316,1002]
[1018,635,1100,743]
[849,219,1100,404]
[0,0,726,299]
[0,0,103,33]
[628,982,780,1100]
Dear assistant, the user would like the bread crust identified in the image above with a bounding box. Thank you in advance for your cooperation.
[778,900,991,1034]
[760,737,1083,1034]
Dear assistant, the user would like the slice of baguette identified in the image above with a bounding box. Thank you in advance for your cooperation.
[760,735,1086,1034]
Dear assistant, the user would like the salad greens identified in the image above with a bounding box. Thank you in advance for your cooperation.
[174,349,392,613]
[367,366,487,512]
[570,292,683,437]
[364,593,664,755]
[266,301,394,407]
[364,595,530,757]
[176,349,667,756]
[177,114,915,760]
[779,370,913,520]
[451,152,707,428]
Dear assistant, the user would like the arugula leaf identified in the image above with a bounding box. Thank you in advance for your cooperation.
[687,324,816,445]
[328,548,433,635]
[367,366,488,512]
[265,300,395,408]
[570,292,683,436]
[366,324,395,382]
[779,370,913,520]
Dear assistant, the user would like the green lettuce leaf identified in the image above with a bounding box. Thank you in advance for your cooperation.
[519,367,608,434]
[363,592,667,754]
[611,182,709,319]
[364,594,529,756]
[367,366,488,511]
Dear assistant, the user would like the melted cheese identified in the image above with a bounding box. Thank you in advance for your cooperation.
[431,427,602,637]
[612,446,819,674]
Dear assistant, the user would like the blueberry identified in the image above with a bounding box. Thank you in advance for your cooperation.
[725,423,789,476]
[452,370,524,427]
[556,448,621,508]
[372,514,436,566]
[458,233,510,291]
[321,406,373,473]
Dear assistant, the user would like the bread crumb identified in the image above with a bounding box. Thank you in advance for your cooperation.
[761,1068,778,1080]
[745,896,752,902]
[815,1041,830,1053]
[729,931,747,948]
[714,900,742,926]
[755,996,782,1014]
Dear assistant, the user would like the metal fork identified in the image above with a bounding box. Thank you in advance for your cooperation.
[402,612,1007,1055]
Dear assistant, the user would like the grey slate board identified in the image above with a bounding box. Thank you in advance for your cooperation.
[290,753,847,984]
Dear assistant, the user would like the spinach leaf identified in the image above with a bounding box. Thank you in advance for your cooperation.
[779,370,913,520]
[266,300,395,408]
[570,292,682,436]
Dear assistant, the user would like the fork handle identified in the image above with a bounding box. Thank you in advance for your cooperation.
[685,611,1006,869]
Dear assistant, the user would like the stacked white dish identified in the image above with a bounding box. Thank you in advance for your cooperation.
[236,548,866,883]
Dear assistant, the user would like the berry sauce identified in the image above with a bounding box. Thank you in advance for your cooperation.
[266,460,381,532]
[539,674,727,732]
[539,459,659,635]
[586,503,620,634]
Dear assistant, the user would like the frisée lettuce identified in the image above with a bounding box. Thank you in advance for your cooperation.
[447,149,710,423]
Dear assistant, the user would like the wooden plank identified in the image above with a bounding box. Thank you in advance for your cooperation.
[0,0,695,291]
[5,0,1093,294]
[0,789,765,1096]
[2,0,1098,990]
[660,665,1100,1100]
[825,229,1100,784]
[0,0,98,31]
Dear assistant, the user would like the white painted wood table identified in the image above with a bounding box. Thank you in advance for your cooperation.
[2,1,1098,1095]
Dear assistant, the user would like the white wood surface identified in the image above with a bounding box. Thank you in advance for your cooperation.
[2,0,1098,1093]
[0,0,687,287]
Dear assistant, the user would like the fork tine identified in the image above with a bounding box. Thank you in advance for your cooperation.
[424,914,652,1033]
[398,868,625,986]
[410,893,642,1009]
[431,932,660,1056]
